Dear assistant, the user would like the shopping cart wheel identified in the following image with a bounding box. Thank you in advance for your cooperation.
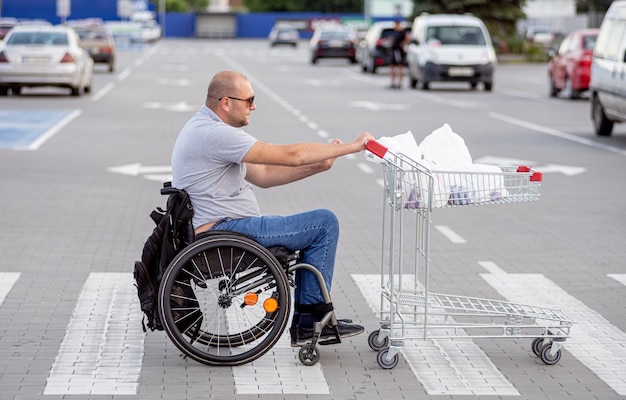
[368,330,389,351]
[377,349,399,369]
[298,343,320,366]
[531,337,545,356]
[539,344,561,365]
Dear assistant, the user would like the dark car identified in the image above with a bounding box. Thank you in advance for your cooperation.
[309,25,357,64]
[72,25,116,72]
[358,21,411,74]
[548,28,598,99]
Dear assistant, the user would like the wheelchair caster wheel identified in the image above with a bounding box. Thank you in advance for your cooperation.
[298,343,320,366]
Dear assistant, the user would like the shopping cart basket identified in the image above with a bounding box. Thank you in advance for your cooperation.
[364,140,574,369]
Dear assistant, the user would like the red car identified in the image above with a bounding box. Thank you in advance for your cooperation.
[548,28,599,99]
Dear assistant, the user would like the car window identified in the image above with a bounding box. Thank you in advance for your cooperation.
[6,31,68,45]
[320,30,349,40]
[426,25,486,45]
[583,34,597,50]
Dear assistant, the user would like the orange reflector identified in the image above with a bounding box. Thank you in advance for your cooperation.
[243,292,258,306]
[263,297,279,313]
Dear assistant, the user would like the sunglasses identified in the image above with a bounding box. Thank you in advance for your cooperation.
[219,95,255,107]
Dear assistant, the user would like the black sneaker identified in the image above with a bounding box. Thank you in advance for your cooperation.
[291,319,364,347]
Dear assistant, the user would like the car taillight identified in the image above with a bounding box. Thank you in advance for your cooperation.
[0,51,7,63]
[100,46,114,54]
[60,53,75,63]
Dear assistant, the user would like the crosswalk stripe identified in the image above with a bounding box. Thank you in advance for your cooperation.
[480,262,626,395]
[608,274,626,286]
[44,273,144,395]
[233,333,330,394]
[0,272,20,305]
[352,274,519,396]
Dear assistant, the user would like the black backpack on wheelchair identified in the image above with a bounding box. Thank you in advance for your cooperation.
[133,182,197,332]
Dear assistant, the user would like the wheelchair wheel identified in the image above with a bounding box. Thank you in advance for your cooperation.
[159,233,291,366]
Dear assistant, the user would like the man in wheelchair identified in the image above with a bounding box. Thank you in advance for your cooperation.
[171,70,373,346]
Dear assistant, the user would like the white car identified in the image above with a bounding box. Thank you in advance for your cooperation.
[590,0,626,136]
[0,25,94,96]
[406,13,496,91]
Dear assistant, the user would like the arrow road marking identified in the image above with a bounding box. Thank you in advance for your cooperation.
[474,156,587,176]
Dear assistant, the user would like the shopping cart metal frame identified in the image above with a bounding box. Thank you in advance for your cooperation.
[364,140,574,369]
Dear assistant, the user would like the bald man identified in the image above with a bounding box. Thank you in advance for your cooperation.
[172,70,373,346]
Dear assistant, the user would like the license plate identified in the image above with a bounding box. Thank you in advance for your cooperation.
[22,56,50,64]
[329,40,344,47]
[448,67,474,77]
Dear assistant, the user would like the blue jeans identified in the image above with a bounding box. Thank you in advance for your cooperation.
[211,209,339,305]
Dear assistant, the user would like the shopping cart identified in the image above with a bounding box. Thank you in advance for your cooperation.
[364,140,574,369]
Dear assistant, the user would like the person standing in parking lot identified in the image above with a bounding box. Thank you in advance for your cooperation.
[389,19,409,89]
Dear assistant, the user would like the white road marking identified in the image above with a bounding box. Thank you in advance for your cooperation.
[434,225,467,244]
[24,110,81,151]
[479,261,626,395]
[234,333,330,394]
[352,274,519,396]
[0,273,20,305]
[91,82,115,102]
[489,112,626,156]
[44,273,144,395]
[608,274,626,286]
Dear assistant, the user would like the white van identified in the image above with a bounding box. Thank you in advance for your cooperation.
[406,13,496,91]
[590,1,626,136]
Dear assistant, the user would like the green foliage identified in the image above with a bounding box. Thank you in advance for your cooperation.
[242,0,362,13]
[151,0,209,12]
[412,0,526,39]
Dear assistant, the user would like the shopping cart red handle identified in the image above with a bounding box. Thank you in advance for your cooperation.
[365,140,388,158]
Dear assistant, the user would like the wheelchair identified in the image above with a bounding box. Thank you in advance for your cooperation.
[157,226,341,367]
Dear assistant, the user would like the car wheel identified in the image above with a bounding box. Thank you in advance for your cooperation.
[592,95,614,136]
[470,82,478,90]
[367,57,377,74]
[11,86,21,95]
[108,61,114,73]
[409,76,418,89]
[484,82,493,91]
[0,87,8,96]
[70,82,83,97]
[548,73,559,97]
[420,81,430,90]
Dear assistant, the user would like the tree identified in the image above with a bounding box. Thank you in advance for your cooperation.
[150,0,209,12]
[412,0,526,39]
[243,0,362,13]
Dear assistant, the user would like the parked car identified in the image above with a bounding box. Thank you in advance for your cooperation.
[268,25,299,47]
[309,25,357,64]
[357,20,411,74]
[548,29,598,99]
[72,25,116,72]
[406,13,496,91]
[0,17,19,40]
[0,25,94,96]
[590,0,626,136]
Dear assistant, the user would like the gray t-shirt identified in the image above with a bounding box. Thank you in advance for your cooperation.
[171,105,260,229]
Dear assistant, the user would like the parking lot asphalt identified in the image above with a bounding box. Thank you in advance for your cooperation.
[1,39,626,400]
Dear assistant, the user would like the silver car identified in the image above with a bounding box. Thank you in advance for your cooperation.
[0,25,94,96]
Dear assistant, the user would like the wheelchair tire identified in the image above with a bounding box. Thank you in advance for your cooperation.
[159,233,291,366]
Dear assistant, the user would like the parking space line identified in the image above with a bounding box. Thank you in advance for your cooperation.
[489,112,626,156]
[0,110,81,150]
